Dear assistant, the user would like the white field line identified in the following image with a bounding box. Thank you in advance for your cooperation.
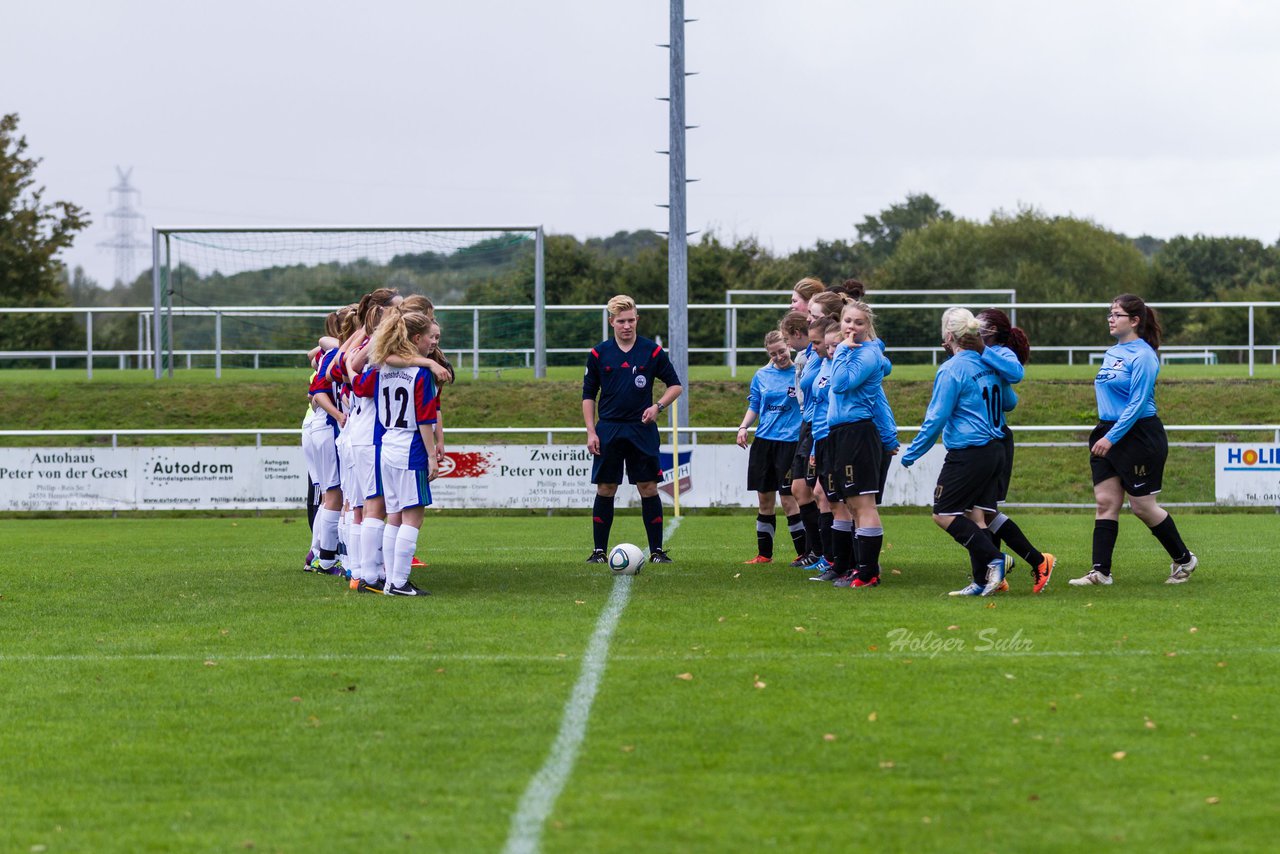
[3,646,1278,665]
[500,517,680,854]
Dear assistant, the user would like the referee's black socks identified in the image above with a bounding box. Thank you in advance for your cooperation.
[592,495,615,552]
[641,494,664,553]
[1148,513,1191,564]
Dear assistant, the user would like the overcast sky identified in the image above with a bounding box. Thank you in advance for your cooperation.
[4,0,1280,288]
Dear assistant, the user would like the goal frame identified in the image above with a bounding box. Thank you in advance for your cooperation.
[150,224,545,379]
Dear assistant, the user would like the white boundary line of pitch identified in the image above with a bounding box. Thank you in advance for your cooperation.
[3,647,1277,664]
[500,518,679,854]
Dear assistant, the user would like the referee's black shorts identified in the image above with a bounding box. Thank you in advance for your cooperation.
[1089,416,1168,497]
[789,420,814,482]
[747,436,797,495]
[825,420,883,501]
[932,440,1005,516]
[592,421,661,485]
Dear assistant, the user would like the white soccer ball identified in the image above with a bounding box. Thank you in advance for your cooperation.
[608,543,645,575]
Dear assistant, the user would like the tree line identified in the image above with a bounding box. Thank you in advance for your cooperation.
[4,112,1278,366]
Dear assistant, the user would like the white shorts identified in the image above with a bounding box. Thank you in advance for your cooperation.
[302,425,340,491]
[353,444,380,502]
[339,447,360,508]
[382,466,431,514]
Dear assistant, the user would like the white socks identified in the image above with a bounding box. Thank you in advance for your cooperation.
[361,517,385,584]
[382,524,400,586]
[392,525,420,589]
[317,507,340,567]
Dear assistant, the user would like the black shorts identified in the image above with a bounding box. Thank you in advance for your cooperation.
[825,420,883,501]
[1089,416,1167,497]
[994,426,1015,503]
[789,420,814,482]
[813,437,835,500]
[747,436,797,495]
[876,449,892,505]
[933,441,1005,516]
[592,421,661,485]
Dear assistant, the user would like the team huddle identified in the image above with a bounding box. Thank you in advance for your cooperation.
[729,279,1200,595]
[301,288,452,597]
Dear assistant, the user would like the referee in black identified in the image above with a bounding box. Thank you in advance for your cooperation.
[583,294,684,564]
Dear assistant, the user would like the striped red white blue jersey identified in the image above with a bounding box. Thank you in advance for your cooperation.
[308,348,341,431]
[346,365,380,446]
[374,366,438,470]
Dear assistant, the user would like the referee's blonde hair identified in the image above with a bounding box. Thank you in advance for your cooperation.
[941,307,983,352]
[607,294,636,318]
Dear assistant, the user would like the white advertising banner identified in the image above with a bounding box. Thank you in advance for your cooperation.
[0,447,306,511]
[0,443,948,511]
[1215,444,1280,506]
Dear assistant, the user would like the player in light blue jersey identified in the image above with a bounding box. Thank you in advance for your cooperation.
[901,308,1021,597]
[736,331,805,563]
[825,300,890,588]
[975,308,1057,593]
[1069,294,1198,586]
[779,310,826,566]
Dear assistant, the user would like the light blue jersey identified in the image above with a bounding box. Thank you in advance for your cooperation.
[1094,338,1159,443]
[902,350,1004,464]
[872,340,898,451]
[800,351,824,424]
[981,344,1023,429]
[810,355,834,442]
[827,341,882,427]
[748,362,802,442]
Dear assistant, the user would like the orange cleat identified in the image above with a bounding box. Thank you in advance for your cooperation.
[411,556,429,569]
[1033,553,1056,594]
[742,555,773,564]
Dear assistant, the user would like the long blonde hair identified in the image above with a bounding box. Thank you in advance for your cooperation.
[372,308,434,364]
[842,299,878,341]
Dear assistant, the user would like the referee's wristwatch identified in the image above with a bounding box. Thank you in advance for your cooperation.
[656,402,667,413]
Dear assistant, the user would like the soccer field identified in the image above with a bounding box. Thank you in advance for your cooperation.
[2,513,1275,852]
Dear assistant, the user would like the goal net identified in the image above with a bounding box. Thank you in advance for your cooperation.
[149,226,544,376]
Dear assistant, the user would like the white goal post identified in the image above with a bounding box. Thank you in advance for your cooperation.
[150,225,546,379]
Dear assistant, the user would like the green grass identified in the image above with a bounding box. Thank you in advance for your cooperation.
[2,514,1276,852]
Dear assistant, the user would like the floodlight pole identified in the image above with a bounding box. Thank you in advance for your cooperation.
[667,0,691,436]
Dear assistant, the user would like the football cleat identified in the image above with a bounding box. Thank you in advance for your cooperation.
[832,572,855,588]
[743,555,773,565]
[385,581,430,597]
[357,578,387,594]
[411,556,429,569]
[1033,553,1056,594]
[810,568,842,582]
[649,548,673,563]
[789,553,815,568]
[1166,552,1198,584]
[851,575,880,588]
[349,576,361,591]
[949,582,984,597]
[1068,569,1113,586]
[981,553,1013,596]
[586,549,608,564]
